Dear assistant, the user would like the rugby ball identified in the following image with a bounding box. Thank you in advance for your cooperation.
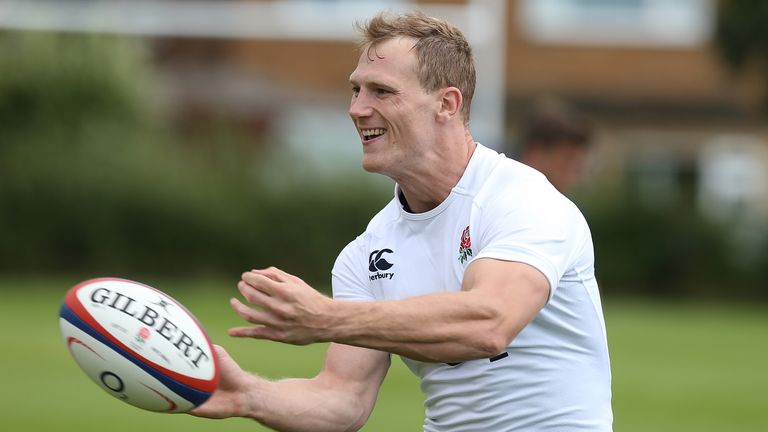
[59,277,219,413]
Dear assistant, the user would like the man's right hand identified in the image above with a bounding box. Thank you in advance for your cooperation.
[189,345,257,419]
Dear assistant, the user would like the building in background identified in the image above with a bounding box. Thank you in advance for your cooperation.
[2,0,766,215]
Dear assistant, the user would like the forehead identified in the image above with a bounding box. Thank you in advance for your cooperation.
[349,37,419,85]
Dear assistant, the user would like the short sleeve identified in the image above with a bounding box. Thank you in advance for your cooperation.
[472,187,588,299]
[331,236,376,301]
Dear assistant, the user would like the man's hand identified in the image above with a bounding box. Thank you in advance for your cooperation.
[229,267,335,345]
[189,345,256,419]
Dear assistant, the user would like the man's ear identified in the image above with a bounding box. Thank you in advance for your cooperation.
[436,87,463,123]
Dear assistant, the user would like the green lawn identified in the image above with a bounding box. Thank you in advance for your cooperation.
[1,278,766,431]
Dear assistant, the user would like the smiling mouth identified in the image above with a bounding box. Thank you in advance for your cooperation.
[361,128,387,142]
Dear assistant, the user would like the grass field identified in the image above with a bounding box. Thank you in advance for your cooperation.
[2,278,767,431]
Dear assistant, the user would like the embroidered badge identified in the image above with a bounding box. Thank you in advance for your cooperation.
[458,226,473,264]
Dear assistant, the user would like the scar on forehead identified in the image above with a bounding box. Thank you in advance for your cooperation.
[364,38,418,62]
[365,44,386,62]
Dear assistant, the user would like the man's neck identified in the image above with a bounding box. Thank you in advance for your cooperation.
[396,138,476,214]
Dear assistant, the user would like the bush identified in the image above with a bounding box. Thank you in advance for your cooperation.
[0,32,388,288]
[581,185,767,300]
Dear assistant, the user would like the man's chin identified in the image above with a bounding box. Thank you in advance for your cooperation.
[361,156,383,174]
[361,163,382,174]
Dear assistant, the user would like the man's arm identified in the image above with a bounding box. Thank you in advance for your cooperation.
[231,258,549,363]
[191,343,390,432]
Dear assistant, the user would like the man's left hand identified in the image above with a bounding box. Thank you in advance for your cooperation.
[229,267,334,345]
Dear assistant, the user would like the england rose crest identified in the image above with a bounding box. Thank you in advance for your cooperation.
[135,326,151,344]
[458,226,473,264]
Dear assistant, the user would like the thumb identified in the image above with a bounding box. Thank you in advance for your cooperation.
[212,344,244,386]
[189,344,250,419]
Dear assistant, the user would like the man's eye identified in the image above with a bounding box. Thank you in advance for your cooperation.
[351,87,360,96]
[376,88,390,96]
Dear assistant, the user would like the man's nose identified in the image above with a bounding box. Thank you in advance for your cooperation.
[349,92,373,119]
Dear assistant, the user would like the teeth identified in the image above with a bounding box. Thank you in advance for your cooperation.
[361,128,386,138]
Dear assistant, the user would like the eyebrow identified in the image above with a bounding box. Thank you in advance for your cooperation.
[349,79,397,92]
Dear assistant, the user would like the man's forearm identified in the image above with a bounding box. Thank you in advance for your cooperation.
[233,260,548,363]
[245,376,369,432]
[326,291,508,363]
[324,260,550,363]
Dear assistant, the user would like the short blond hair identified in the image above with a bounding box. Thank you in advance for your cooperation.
[355,10,476,125]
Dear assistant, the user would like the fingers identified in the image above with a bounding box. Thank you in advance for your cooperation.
[237,279,273,304]
[241,271,285,298]
[231,274,284,338]
[235,278,289,322]
[241,269,306,306]
[229,266,316,345]
[249,266,302,284]
[230,297,277,326]
[211,344,228,359]
[188,344,247,419]
[248,267,284,282]
[210,344,243,378]
[228,325,284,341]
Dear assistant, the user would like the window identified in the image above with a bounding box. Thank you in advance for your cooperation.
[519,0,715,47]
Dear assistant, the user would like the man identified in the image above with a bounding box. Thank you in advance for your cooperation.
[192,11,613,431]
[516,97,594,194]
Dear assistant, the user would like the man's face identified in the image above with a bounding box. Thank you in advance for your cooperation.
[348,37,440,176]
[528,142,591,193]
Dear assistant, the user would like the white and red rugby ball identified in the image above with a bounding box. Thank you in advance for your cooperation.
[59,277,219,413]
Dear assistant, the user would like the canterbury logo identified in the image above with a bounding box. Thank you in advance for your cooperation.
[369,249,394,272]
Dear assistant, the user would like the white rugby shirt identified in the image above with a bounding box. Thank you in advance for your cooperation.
[332,144,613,431]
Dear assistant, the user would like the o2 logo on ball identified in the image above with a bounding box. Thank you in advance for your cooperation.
[100,371,128,400]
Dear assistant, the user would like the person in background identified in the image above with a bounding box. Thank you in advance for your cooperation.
[517,97,594,194]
